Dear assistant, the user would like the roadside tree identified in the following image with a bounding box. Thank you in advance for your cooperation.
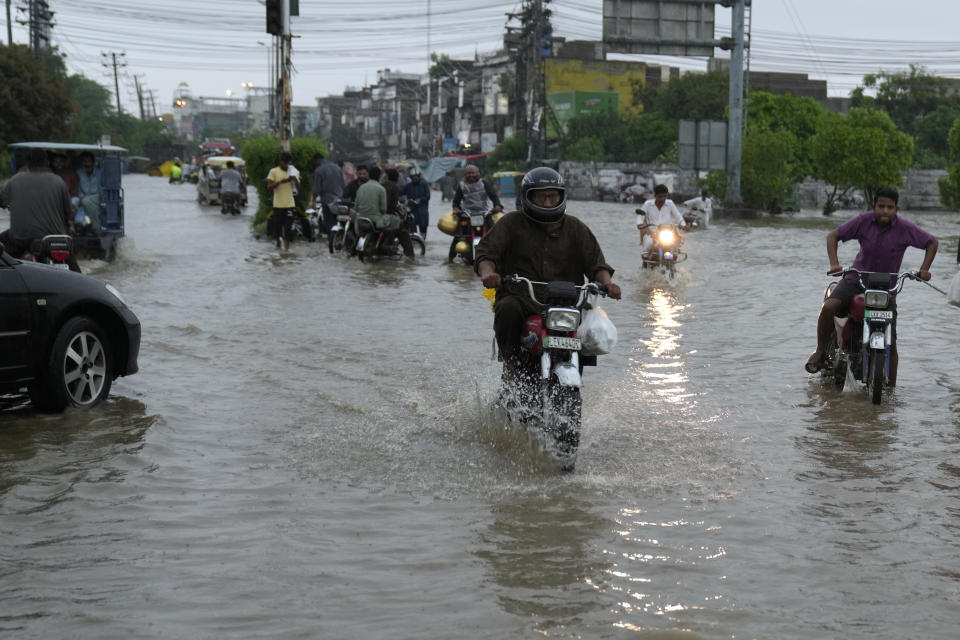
[809,108,913,214]
[937,117,960,210]
[0,45,72,148]
[243,136,327,232]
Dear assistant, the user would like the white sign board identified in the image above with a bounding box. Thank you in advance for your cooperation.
[603,0,716,57]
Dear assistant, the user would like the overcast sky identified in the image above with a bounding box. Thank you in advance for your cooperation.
[5,0,959,116]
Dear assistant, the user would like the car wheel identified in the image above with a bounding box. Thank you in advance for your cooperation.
[41,316,114,411]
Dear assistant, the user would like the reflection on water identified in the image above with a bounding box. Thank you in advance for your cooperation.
[631,289,694,406]
[475,490,613,633]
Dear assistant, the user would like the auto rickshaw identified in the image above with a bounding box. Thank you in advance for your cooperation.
[197,155,247,207]
[7,141,127,261]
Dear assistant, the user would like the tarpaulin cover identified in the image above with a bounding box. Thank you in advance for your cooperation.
[419,157,466,183]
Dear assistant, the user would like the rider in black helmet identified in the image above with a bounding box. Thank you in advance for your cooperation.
[475,166,622,379]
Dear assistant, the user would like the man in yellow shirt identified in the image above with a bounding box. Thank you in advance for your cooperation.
[266,152,299,250]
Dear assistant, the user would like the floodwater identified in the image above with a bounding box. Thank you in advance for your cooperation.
[1,175,958,639]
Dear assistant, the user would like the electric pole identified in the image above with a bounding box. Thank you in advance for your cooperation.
[6,0,13,46]
[725,0,746,207]
[102,52,126,115]
[17,0,53,54]
[133,74,145,120]
[281,0,292,152]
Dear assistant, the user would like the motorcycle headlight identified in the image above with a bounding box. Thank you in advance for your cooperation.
[658,229,676,245]
[864,290,889,308]
[546,308,580,331]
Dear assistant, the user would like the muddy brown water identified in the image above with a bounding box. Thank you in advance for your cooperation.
[1,175,958,639]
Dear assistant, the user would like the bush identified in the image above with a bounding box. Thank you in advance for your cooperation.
[242,136,327,231]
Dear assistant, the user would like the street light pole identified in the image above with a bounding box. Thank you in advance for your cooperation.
[281,0,292,152]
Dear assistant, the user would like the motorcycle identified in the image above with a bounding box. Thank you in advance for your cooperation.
[326,201,358,255]
[820,269,920,404]
[220,192,241,216]
[497,274,609,472]
[639,224,687,278]
[682,207,708,231]
[353,208,426,262]
[448,209,493,265]
[25,234,74,269]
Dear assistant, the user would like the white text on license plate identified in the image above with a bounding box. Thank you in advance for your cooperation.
[543,336,581,351]
[866,310,893,319]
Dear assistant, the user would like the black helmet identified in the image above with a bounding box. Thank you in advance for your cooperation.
[520,167,566,224]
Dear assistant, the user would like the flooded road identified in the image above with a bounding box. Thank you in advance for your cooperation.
[2,175,958,639]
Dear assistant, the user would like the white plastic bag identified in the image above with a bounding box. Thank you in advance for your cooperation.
[579,299,618,355]
[948,270,960,307]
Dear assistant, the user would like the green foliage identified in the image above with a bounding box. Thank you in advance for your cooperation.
[0,44,73,147]
[486,136,528,174]
[746,91,828,181]
[938,117,960,210]
[563,111,676,163]
[0,151,10,179]
[242,136,327,230]
[637,71,729,121]
[740,127,796,211]
[809,108,913,211]
[564,137,608,162]
[703,170,726,202]
[852,65,960,168]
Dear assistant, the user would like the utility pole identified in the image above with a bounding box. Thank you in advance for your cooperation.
[6,0,12,46]
[724,0,746,207]
[18,0,53,54]
[102,51,126,115]
[133,74,145,120]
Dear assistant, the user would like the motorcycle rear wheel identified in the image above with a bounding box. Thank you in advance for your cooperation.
[545,381,582,472]
[868,349,885,404]
[411,235,426,257]
[824,332,845,388]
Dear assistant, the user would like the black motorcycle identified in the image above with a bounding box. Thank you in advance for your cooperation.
[448,209,491,265]
[220,192,241,216]
[497,275,609,472]
[27,234,74,269]
[353,209,426,262]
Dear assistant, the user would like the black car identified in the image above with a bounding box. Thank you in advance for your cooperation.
[0,242,140,411]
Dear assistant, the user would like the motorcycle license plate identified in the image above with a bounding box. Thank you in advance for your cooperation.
[542,336,581,351]
[470,215,485,227]
[865,310,893,319]
[53,263,69,270]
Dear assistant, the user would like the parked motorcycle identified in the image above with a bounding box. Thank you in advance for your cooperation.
[639,224,686,278]
[498,275,609,472]
[220,192,241,216]
[820,268,920,404]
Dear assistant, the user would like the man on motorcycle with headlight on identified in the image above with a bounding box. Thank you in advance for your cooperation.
[804,186,938,386]
[475,167,621,382]
[636,184,686,256]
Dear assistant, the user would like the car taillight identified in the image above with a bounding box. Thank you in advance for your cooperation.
[50,250,70,262]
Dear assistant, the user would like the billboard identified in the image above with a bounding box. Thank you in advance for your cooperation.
[678,119,726,170]
[603,0,716,57]
[547,91,619,137]
[543,58,646,117]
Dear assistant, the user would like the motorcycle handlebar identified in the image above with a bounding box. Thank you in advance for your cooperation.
[503,274,607,308]
[827,268,919,293]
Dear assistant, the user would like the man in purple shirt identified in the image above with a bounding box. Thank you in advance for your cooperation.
[805,186,938,385]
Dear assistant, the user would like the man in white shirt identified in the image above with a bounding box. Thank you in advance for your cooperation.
[636,184,685,253]
[682,189,712,229]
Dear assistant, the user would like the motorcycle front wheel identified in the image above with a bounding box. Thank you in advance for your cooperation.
[868,348,885,404]
[328,229,345,254]
[545,381,582,472]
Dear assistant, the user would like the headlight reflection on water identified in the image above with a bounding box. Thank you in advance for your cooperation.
[630,289,692,403]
